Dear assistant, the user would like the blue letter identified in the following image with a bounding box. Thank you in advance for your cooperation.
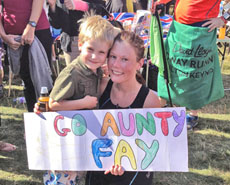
[92,139,113,168]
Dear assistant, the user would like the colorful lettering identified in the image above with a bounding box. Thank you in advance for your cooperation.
[101,112,120,136]
[114,140,137,170]
[136,139,159,170]
[54,115,71,136]
[118,112,135,136]
[92,139,113,168]
[136,112,156,136]
[172,110,186,137]
[72,114,87,136]
[154,112,172,136]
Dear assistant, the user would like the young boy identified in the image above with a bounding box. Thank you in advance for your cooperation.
[42,15,120,185]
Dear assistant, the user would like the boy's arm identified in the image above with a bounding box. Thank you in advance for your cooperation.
[49,96,98,111]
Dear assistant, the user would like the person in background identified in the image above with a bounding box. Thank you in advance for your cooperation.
[35,15,120,185]
[0,0,53,112]
[47,0,107,66]
[155,0,228,129]
[134,0,148,10]
[0,60,3,98]
[105,0,127,13]
[0,39,4,98]
[86,31,161,185]
[165,0,175,15]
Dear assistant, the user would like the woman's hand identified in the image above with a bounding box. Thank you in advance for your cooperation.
[202,17,226,32]
[47,0,57,12]
[104,165,125,176]
[101,63,109,78]
[64,0,89,11]
[21,24,35,45]
[3,34,21,50]
[64,0,75,10]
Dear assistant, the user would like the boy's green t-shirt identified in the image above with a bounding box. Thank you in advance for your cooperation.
[50,56,103,108]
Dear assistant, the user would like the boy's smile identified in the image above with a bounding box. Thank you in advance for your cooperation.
[79,39,110,73]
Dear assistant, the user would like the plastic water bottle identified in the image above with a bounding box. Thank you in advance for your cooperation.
[219,1,224,17]
[37,87,49,112]
[13,97,26,104]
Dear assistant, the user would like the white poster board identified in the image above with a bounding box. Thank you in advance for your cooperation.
[24,107,188,172]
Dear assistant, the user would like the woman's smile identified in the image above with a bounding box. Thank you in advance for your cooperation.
[111,70,123,75]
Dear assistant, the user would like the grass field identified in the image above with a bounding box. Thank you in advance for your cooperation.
[0,53,230,185]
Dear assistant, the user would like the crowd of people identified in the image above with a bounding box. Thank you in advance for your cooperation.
[0,0,228,184]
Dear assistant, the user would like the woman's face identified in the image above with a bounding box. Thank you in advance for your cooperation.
[108,40,142,83]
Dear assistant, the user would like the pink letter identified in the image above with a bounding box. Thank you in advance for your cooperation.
[54,115,71,136]
[118,112,135,136]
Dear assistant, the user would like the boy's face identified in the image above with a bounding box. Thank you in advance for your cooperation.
[78,39,110,73]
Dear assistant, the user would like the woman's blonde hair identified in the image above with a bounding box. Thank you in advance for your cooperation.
[78,15,120,48]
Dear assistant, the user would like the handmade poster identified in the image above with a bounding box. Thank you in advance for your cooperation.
[24,107,188,172]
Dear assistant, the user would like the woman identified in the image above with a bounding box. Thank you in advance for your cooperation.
[0,0,53,112]
[85,31,161,185]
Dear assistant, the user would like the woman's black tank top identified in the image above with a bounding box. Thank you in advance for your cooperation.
[99,80,150,109]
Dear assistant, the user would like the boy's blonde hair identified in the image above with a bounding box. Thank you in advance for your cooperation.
[78,15,120,48]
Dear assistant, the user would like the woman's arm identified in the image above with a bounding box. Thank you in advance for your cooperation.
[21,0,45,45]
[0,19,20,50]
[143,89,162,108]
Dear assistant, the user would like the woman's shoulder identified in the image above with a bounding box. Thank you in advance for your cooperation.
[143,89,161,108]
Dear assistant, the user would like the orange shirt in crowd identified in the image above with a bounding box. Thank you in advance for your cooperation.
[159,0,221,24]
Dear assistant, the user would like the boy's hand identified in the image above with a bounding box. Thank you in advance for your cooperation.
[104,165,125,176]
[33,103,41,114]
[83,95,98,109]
